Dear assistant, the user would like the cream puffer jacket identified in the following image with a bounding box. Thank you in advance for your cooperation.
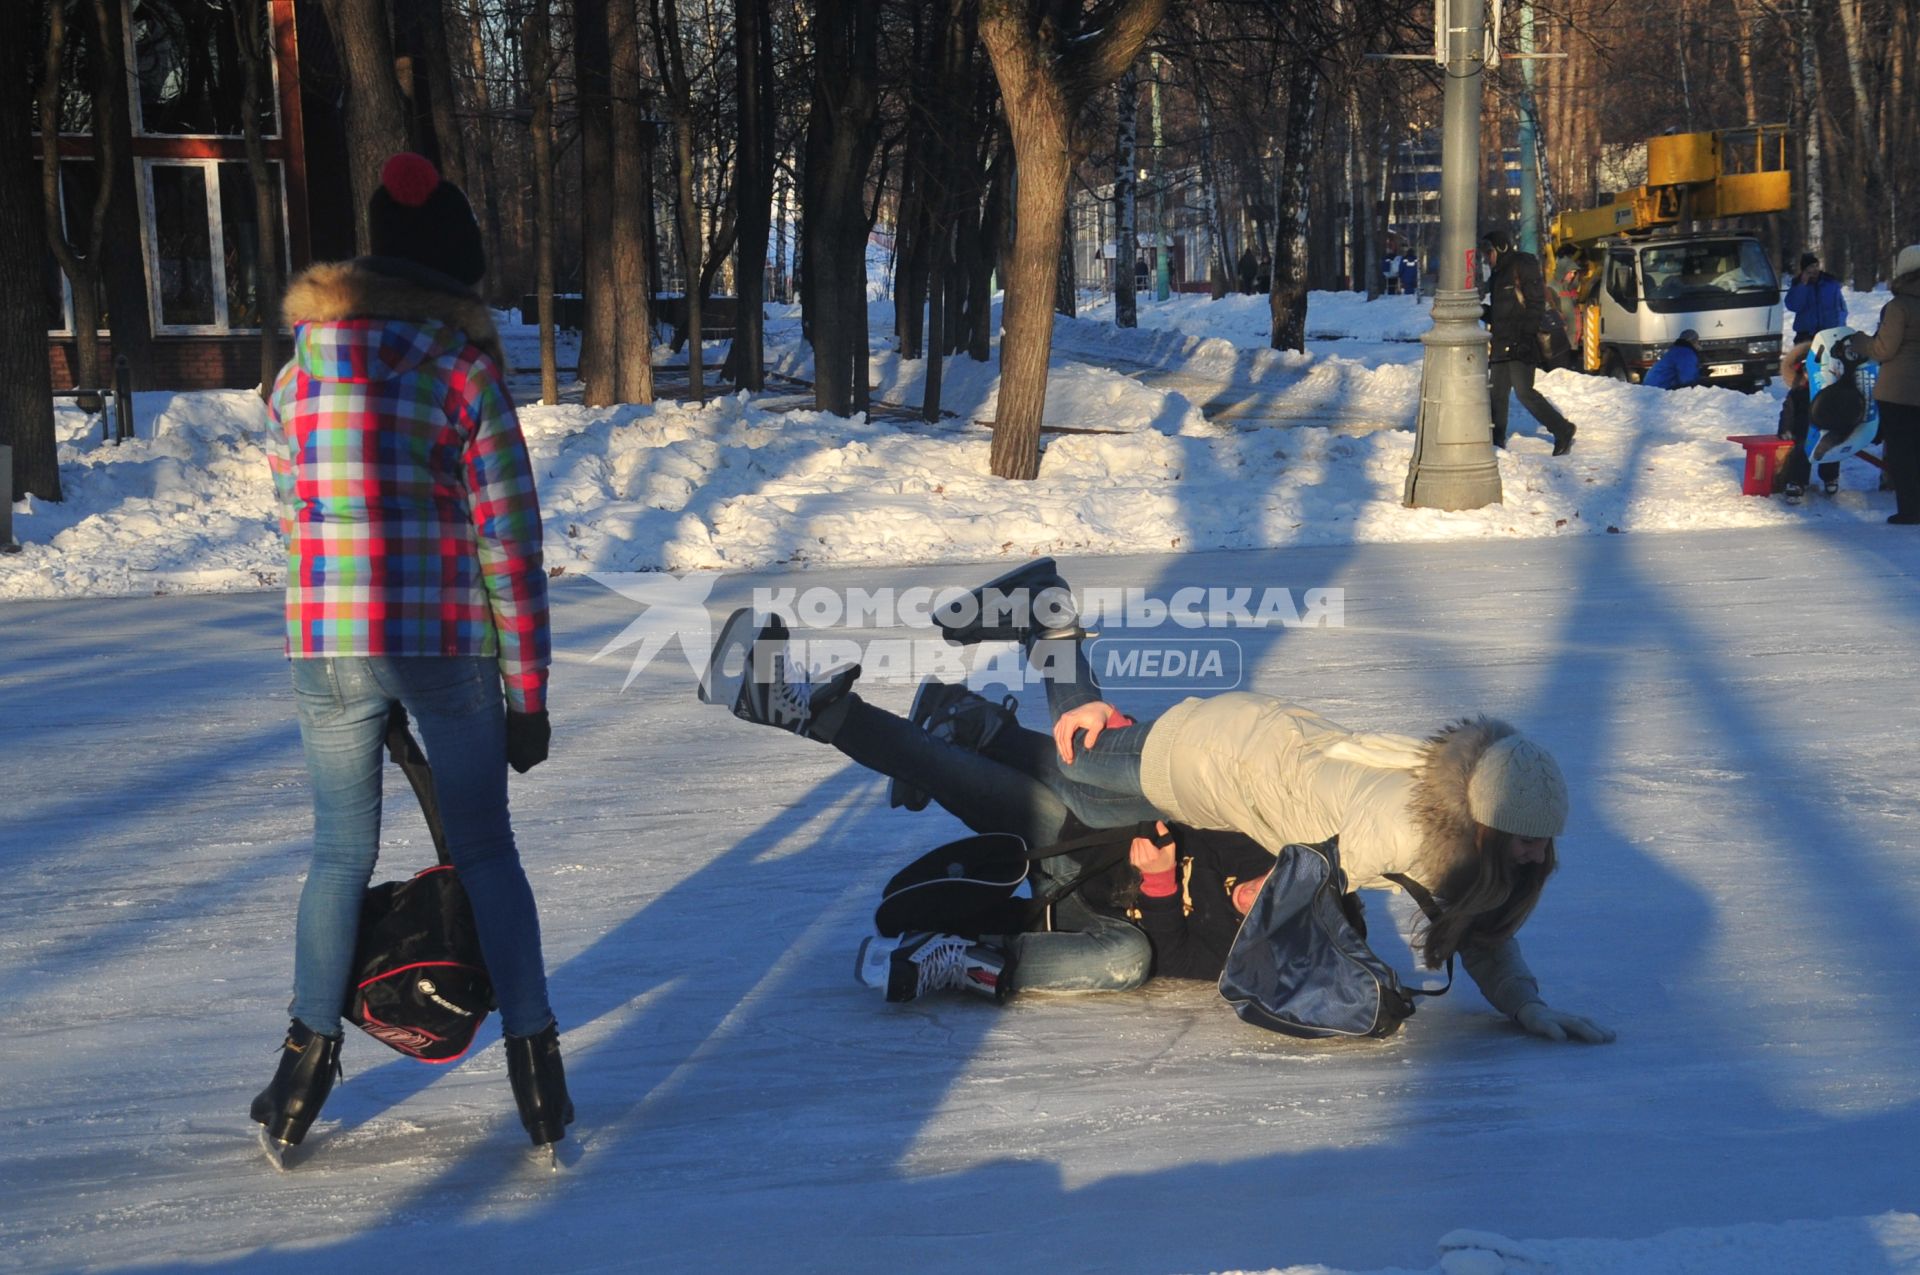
[1137,692,1549,1016]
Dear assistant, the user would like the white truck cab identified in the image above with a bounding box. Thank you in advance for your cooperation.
[1590,235,1782,390]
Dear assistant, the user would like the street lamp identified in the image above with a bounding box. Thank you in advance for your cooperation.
[1403,0,1502,510]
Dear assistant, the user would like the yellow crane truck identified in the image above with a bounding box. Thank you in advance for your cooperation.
[1545,126,1792,392]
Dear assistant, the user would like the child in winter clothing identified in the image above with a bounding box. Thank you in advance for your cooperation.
[1643,330,1704,390]
[1777,339,1841,501]
[255,154,571,1156]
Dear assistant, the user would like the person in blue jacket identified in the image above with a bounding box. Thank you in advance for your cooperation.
[1643,329,1704,390]
[1786,253,1847,342]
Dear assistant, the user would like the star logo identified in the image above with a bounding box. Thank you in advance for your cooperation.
[587,571,725,691]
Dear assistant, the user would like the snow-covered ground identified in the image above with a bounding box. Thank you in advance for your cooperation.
[4,536,1919,1273]
[1,289,1901,601]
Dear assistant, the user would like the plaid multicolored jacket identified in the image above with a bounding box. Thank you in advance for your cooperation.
[266,261,550,713]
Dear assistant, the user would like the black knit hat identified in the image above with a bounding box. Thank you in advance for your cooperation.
[368,153,486,288]
[1480,228,1512,252]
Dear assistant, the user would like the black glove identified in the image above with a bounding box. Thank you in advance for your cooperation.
[506,710,550,774]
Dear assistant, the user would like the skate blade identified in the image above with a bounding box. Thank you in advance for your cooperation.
[259,1126,293,1172]
[697,607,759,706]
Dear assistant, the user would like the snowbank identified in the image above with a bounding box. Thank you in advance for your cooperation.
[3,289,1901,601]
[1238,1212,1920,1274]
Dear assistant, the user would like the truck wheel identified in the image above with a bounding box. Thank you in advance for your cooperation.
[1603,351,1632,382]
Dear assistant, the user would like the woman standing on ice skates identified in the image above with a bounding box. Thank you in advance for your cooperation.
[254,154,572,1160]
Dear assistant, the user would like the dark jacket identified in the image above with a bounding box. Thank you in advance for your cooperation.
[1067,825,1275,982]
[1643,341,1703,390]
[1483,249,1553,365]
[1786,271,1847,338]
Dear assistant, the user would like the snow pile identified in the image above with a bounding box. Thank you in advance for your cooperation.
[4,289,1903,600]
[1236,1212,1920,1274]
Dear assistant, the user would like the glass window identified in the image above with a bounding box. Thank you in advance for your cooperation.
[150,165,216,327]
[1607,253,1637,308]
[46,254,69,333]
[1639,239,1779,299]
[219,161,286,329]
[130,0,277,137]
[45,0,105,135]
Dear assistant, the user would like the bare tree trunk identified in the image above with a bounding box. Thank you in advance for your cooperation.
[522,1,559,406]
[733,0,773,390]
[39,0,116,401]
[1834,0,1885,285]
[459,0,505,305]
[1800,0,1825,258]
[391,0,463,180]
[1269,50,1318,352]
[232,0,282,397]
[654,0,704,402]
[1055,199,1077,318]
[576,0,617,404]
[1113,65,1139,328]
[95,0,151,389]
[803,0,880,417]
[610,0,654,403]
[1196,92,1227,299]
[2,0,56,501]
[977,0,1171,479]
[319,0,410,253]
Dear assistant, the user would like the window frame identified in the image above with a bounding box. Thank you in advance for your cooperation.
[140,155,291,335]
[123,0,282,142]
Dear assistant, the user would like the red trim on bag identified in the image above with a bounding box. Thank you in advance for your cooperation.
[359,1006,470,1064]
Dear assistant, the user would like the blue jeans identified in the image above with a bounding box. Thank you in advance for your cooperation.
[1027,633,1162,825]
[289,657,553,1038]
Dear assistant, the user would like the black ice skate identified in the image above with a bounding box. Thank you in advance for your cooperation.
[505,1022,574,1166]
[251,1020,343,1168]
[700,608,860,737]
[932,557,1083,646]
[889,678,1021,812]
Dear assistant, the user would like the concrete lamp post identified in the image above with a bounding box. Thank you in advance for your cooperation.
[1403,0,1503,511]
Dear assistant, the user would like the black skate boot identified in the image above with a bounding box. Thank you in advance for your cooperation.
[251,1020,343,1162]
[933,557,1083,646]
[505,1022,575,1152]
[700,608,860,737]
[889,678,1021,812]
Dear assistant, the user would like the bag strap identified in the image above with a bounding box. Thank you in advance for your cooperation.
[384,704,451,867]
[1382,871,1454,999]
[1022,820,1159,862]
[1020,822,1160,912]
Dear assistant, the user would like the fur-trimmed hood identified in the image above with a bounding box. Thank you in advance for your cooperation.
[282,258,505,371]
[1408,715,1518,876]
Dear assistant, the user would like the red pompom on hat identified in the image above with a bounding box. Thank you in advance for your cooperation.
[379,152,441,207]
[367,151,485,286]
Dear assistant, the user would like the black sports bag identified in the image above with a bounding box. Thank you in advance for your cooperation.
[345,706,496,1063]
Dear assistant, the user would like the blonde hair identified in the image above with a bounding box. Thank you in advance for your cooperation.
[1413,824,1555,968]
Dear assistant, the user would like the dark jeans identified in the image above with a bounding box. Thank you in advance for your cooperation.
[1489,358,1575,448]
[1882,400,1920,518]
[823,699,1152,990]
[1780,382,1840,488]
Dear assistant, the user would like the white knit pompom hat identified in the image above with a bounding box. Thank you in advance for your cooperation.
[1467,735,1569,838]
[1895,243,1920,284]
